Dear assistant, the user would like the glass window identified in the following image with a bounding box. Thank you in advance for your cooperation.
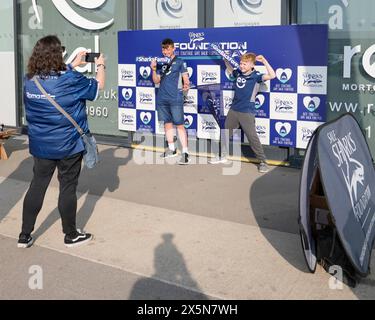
[297,0,375,156]
[17,0,129,137]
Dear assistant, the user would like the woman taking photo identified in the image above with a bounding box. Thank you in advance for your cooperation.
[18,35,105,248]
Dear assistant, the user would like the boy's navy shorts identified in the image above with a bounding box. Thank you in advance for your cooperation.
[157,99,184,125]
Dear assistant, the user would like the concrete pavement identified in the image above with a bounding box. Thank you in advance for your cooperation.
[0,136,374,299]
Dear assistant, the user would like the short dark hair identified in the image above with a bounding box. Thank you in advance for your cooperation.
[161,38,174,48]
[27,35,66,79]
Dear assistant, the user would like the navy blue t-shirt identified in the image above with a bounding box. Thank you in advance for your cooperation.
[156,57,188,103]
[231,69,264,114]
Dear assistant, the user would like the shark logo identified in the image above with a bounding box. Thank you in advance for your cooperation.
[302,128,314,142]
[303,72,323,86]
[230,0,263,15]
[141,112,152,125]
[32,0,114,30]
[122,88,133,101]
[275,99,293,112]
[156,0,183,19]
[184,115,194,129]
[276,68,293,84]
[275,122,291,138]
[202,120,217,131]
[122,114,134,124]
[303,97,320,112]
[256,125,267,135]
[342,156,365,221]
[189,32,205,45]
[140,66,151,79]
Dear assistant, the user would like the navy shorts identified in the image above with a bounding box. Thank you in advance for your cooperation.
[157,99,184,125]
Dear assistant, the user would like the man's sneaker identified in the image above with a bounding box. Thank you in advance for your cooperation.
[258,161,269,173]
[17,233,34,248]
[209,155,229,164]
[178,153,191,165]
[64,229,93,248]
[160,148,178,159]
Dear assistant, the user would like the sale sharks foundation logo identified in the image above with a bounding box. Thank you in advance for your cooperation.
[276,68,293,84]
[141,112,152,125]
[184,115,194,129]
[140,66,152,80]
[122,88,133,101]
[275,122,292,138]
[303,96,321,112]
[331,132,370,223]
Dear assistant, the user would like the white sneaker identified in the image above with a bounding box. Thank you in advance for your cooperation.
[209,156,229,164]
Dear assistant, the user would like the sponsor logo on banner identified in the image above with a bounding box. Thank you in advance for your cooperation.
[327,130,371,226]
[254,93,269,118]
[183,89,198,114]
[140,66,151,79]
[271,120,296,147]
[298,95,326,122]
[118,64,136,87]
[197,114,220,140]
[296,121,322,149]
[174,33,247,57]
[137,65,153,87]
[254,118,270,145]
[270,93,298,121]
[298,66,327,94]
[272,67,296,92]
[136,87,155,110]
[276,68,293,84]
[183,113,197,136]
[119,87,136,108]
[197,65,221,86]
[137,110,155,133]
[118,108,136,132]
[222,90,234,116]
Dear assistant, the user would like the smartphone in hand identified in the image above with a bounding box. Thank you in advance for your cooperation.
[85,52,100,63]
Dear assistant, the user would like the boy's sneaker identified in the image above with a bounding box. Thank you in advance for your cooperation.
[161,148,178,159]
[178,153,191,165]
[64,229,93,248]
[17,233,34,248]
[258,161,269,173]
[209,155,229,164]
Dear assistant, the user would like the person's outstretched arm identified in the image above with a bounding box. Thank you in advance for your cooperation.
[95,54,106,90]
[256,55,276,81]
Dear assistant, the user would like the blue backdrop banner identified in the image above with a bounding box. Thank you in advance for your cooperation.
[118,25,328,148]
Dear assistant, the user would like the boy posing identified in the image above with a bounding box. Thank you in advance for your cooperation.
[210,53,276,173]
[151,38,191,165]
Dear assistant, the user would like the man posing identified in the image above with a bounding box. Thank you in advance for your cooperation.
[151,38,191,165]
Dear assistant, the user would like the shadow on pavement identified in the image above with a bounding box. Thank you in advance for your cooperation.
[0,138,32,224]
[129,233,209,300]
[33,147,132,238]
[249,166,310,273]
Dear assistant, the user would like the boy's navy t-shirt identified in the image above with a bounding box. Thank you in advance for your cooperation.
[156,57,188,103]
[231,69,264,114]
